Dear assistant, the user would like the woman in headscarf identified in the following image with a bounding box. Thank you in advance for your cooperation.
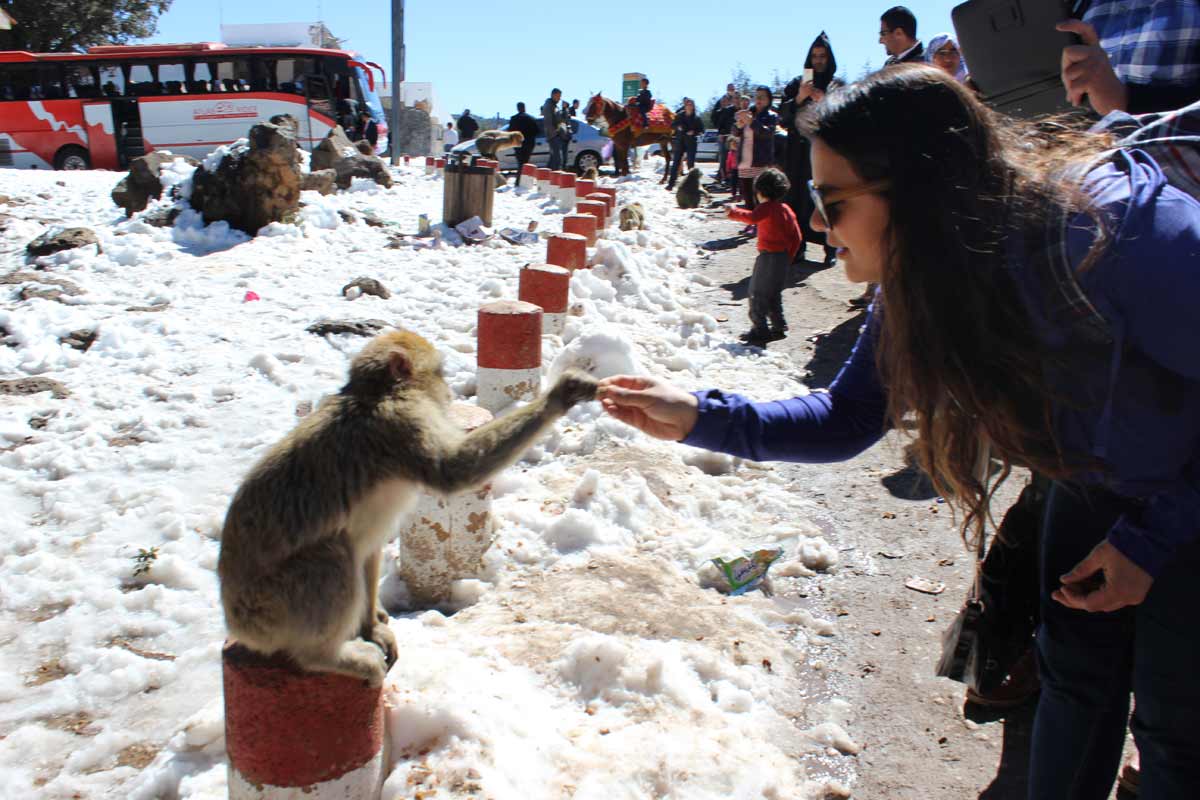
[780,31,843,266]
[926,32,969,83]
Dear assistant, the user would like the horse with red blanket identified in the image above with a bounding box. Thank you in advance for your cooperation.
[585,95,674,181]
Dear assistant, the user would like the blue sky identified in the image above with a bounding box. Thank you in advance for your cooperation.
[145,0,959,119]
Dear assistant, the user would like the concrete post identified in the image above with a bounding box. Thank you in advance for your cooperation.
[476,300,542,413]
[399,403,496,607]
[223,644,385,799]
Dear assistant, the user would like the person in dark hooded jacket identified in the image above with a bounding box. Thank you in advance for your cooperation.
[779,31,843,265]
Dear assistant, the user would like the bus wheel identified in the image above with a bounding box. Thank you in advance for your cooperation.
[54,146,91,171]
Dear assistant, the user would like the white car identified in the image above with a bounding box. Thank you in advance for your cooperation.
[641,130,721,163]
[451,118,608,173]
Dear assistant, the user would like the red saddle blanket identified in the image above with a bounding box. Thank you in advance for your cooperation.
[610,103,672,136]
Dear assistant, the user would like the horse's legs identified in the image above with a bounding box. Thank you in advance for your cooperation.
[659,138,671,184]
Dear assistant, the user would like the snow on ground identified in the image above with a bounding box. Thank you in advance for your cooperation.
[0,156,853,799]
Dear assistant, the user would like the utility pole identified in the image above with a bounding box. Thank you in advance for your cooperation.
[389,0,405,165]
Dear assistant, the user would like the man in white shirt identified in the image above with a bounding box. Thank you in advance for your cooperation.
[444,122,459,153]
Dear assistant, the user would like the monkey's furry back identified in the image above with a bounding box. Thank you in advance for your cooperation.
[219,395,454,571]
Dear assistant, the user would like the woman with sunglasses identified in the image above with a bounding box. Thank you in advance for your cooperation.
[598,65,1200,798]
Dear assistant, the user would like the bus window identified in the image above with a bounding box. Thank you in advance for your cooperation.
[155,63,187,95]
[36,65,66,100]
[212,60,251,93]
[98,65,125,97]
[274,58,315,95]
[128,63,158,96]
[65,64,101,99]
[0,64,36,101]
[190,62,214,94]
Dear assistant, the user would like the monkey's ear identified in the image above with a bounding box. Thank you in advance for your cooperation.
[388,351,412,382]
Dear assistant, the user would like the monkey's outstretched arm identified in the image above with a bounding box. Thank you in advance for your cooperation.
[423,371,596,494]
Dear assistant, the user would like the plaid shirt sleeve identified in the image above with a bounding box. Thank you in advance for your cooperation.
[1085,0,1200,86]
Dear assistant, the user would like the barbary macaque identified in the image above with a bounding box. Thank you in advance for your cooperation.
[618,202,646,231]
[675,167,709,210]
[475,130,524,159]
[218,330,597,685]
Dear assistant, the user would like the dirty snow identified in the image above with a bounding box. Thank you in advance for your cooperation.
[0,155,851,799]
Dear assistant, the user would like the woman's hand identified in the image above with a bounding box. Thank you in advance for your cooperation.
[797,81,815,101]
[596,375,700,441]
[1052,540,1154,612]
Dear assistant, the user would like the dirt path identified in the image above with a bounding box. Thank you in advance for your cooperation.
[667,200,1129,800]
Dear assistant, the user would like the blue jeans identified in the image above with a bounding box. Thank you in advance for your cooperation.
[1030,482,1200,799]
[548,136,569,171]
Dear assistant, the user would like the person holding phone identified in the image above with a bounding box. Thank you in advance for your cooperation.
[781,31,843,265]
[1059,2,1200,116]
[598,65,1200,798]
[734,86,780,223]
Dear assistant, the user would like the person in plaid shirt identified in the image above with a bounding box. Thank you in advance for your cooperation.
[1060,0,1200,115]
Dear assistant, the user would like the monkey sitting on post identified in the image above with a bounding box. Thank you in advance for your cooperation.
[618,203,646,231]
[475,130,524,160]
[675,167,710,210]
[218,330,598,686]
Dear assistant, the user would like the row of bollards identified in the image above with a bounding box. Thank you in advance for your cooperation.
[223,168,621,800]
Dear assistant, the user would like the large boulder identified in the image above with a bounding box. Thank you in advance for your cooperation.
[310,126,393,190]
[190,122,302,235]
[111,152,199,216]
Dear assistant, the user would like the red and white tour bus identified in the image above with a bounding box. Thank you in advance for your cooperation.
[0,42,388,170]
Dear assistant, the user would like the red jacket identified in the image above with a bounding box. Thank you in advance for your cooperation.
[729,200,802,260]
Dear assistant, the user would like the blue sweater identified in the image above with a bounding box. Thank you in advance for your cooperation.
[684,152,1200,577]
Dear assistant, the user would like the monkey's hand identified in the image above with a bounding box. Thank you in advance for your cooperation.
[548,370,599,411]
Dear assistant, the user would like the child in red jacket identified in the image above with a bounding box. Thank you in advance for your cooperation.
[727,168,803,345]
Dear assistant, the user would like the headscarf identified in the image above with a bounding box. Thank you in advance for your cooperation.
[803,31,839,92]
[926,33,968,83]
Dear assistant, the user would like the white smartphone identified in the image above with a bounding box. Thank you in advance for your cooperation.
[803,68,814,84]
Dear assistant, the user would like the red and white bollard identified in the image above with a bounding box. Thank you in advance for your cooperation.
[403,155,411,165]
[477,300,542,413]
[435,157,446,177]
[549,171,563,202]
[536,168,552,194]
[587,191,615,216]
[546,232,587,272]
[223,644,385,799]
[558,172,577,211]
[577,199,608,230]
[593,187,617,213]
[520,263,571,335]
[575,178,597,199]
[424,156,435,176]
[563,213,598,247]
[519,163,537,189]
[400,403,496,607]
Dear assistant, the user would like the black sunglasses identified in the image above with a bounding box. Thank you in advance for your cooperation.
[808,179,891,228]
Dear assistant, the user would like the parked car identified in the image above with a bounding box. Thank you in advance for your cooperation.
[641,129,721,163]
[450,118,608,172]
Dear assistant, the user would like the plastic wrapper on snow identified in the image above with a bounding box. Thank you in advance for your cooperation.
[710,547,785,596]
[547,325,644,381]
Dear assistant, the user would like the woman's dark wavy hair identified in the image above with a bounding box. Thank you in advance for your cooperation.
[810,65,1113,547]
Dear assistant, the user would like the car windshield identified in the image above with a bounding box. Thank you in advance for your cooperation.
[353,65,385,123]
